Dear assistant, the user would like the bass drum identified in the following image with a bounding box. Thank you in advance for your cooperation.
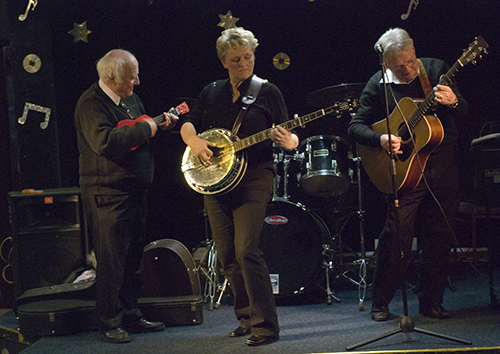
[260,201,330,297]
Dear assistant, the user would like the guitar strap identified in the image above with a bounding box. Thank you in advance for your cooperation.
[230,75,266,137]
[417,59,433,97]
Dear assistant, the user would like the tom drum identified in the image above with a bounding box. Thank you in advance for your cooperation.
[298,135,352,196]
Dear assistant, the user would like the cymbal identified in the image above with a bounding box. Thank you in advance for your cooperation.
[307,83,365,108]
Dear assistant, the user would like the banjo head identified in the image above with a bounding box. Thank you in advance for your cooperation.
[181,128,246,195]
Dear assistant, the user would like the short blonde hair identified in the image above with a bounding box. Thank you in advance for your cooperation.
[216,27,259,60]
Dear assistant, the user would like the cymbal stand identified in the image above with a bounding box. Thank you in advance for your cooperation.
[322,242,342,304]
[195,202,224,310]
[196,239,218,310]
[341,143,369,310]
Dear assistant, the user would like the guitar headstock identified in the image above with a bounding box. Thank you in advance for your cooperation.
[459,36,489,66]
[326,98,360,117]
[174,102,190,115]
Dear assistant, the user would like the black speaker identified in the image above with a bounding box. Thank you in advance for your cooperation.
[8,188,88,298]
[473,148,500,208]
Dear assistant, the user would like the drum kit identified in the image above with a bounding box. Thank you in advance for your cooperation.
[261,83,372,307]
[195,83,372,310]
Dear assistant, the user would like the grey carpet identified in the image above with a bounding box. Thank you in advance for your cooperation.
[2,261,499,354]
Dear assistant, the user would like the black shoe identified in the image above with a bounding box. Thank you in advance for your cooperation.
[419,303,452,319]
[98,327,131,343]
[245,334,279,346]
[123,318,165,333]
[370,306,390,322]
[229,327,249,337]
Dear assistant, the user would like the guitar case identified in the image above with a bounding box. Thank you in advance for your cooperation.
[15,239,203,336]
[138,239,203,327]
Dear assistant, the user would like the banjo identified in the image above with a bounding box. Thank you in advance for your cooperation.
[181,101,355,195]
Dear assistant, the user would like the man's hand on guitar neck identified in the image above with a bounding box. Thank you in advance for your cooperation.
[433,84,457,106]
[158,111,179,131]
[128,111,178,138]
[380,134,403,155]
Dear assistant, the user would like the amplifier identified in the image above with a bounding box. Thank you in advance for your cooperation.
[8,188,88,298]
[473,148,500,208]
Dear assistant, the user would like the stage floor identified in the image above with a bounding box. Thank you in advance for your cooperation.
[1,260,499,354]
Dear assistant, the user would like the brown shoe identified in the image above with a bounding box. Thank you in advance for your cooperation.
[98,327,131,343]
[370,305,390,321]
[229,327,249,337]
[245,334,279,346]
[419,303,453,319]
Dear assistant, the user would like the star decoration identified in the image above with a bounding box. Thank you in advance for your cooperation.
[218,10,239,29]
[68,21,92,43]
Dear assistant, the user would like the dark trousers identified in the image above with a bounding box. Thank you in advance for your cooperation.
[82,192,147,330]
[372,151,461,308]
[205,173,279,337]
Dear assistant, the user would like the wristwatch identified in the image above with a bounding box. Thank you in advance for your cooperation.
[448,99,459,109]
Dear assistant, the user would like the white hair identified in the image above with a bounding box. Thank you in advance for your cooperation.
[375,28,414,59]
[96,49,137,84]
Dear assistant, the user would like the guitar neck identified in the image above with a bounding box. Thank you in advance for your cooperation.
[151,113,166,126]
[151,104,187,126]
[398,33,490,136]
[233,105,340,152]
[397,59,462,137]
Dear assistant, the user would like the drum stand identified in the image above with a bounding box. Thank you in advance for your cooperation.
[272,146,296,203]
[339,143,370,310]
[322,242,343,304]
[194,203,227,310]
[323,143,371,308]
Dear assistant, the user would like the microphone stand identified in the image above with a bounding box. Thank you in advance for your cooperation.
[346,48,471,351]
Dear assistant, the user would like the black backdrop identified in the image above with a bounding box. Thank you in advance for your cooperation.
[1,0,499,305]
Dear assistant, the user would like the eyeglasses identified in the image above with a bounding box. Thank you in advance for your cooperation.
[386,54,417,72]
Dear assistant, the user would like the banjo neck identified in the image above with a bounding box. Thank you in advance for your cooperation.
[233,103,347,151]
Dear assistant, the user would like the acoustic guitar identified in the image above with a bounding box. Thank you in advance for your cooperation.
[358,36,488,195]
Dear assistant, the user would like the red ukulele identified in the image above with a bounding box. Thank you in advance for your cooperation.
[117,101,189,150]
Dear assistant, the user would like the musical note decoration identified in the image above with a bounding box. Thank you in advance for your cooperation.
[68,21,92,43]
[18,102,51,130]
[18,0,38,21]
[218,11,239,29]
[401,0,419,20]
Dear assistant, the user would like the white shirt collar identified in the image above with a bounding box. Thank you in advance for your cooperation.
[379,67,419,85]
[99,79,121,106]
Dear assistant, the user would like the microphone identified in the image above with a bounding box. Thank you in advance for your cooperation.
[374,43,384,54]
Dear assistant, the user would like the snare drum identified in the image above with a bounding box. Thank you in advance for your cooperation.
[297,135,352,196]
[260,201,330,297]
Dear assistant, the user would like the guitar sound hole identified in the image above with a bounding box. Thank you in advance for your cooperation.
[398,141,414,162]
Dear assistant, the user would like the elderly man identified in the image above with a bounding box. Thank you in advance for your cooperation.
[348,28,468,322]
[75,49,178,343]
